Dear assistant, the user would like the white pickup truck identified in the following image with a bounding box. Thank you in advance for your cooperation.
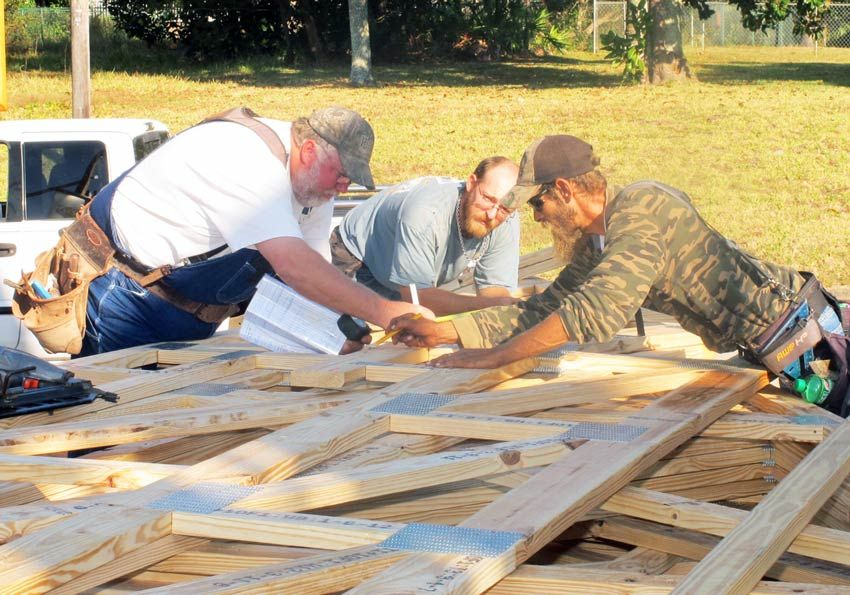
[0,118,369,357]
[0,118,171,356]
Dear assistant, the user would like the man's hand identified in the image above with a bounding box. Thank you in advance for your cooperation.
[382,301,435,325]
[485,295,521,307]
[429,348,504,369]
[388,314,459,348]
[340,333,372,355]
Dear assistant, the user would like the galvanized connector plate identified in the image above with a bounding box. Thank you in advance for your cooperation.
[379,523,524,557]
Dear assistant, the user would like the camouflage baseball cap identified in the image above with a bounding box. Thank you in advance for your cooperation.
[307,107,376,189]
[501,135,596,209]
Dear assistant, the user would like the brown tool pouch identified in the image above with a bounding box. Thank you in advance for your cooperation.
[10,207,115,354]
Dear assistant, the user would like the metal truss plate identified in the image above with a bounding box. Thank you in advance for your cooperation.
[371,392,457,415]
[379,523,524,558]
[561,422,647,442]
[791,414,840,426]
[170,383,242,397]
[147,483,261,514]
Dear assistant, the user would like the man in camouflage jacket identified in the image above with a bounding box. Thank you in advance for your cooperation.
[388,134,805,369]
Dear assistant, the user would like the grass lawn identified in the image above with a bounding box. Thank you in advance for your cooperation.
[5,45,850,285]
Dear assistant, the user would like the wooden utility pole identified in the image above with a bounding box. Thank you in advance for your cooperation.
[1,0,7,111]
[70,0,91,117]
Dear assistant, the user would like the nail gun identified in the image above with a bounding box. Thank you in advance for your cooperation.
[0,347,117,418]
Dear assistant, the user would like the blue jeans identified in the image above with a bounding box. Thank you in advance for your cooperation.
[356,264,401,301]
[79,268,219,356]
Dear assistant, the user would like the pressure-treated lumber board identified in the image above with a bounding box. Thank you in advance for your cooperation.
[140,545,407,594]
[148,542,326,575]
[49,535,206,595]
[288,345,432,389]
[61,343,159,368]
[349,369,768,594]
[86,429,270,465]
[0,505,171,594]
[591,516,850,585]
[486,564,850,595]
[0,396,350,455]
[317,480,510,525]
[537,408,834,442]
[228,433,574,512]
[667,478,773,503]
[602,486,850,566]
[0,454,183,488]
[570,546,683,573]
[296,433,467,476]
[631,462,768,492]
[672,416,850,595]
[0,501,94,544]
[172,509,402,549]
[389,411,573,441]
[636,445,769,479]
[662,437,769,460]
[440,369,704,415]
[53,364,149,385]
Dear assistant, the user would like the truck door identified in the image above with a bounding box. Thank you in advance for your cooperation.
[0,140,108,356]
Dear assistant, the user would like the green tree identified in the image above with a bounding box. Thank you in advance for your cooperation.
[104,0,576,63]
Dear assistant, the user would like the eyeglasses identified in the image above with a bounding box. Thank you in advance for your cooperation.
[528,184,554,211]
[475,190,512,219]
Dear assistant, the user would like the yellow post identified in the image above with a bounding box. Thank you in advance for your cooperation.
[0,0,7,111]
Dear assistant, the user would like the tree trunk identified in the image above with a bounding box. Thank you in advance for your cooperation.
[303,14,326,62]
[646,0,693,83]
[348,0,375,86]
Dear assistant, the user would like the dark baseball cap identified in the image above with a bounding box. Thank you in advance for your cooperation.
[308,107,376,189]
[501,135,596,209]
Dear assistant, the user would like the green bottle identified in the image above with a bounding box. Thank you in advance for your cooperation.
[794,375,834,405]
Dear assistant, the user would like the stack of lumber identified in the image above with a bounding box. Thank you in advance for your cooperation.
[1,312,849,594]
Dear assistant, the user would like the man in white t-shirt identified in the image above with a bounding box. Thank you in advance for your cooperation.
[81,107,430,356]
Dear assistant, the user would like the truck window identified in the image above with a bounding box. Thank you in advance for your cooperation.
[22,140,107,220]
[133,130,169,161]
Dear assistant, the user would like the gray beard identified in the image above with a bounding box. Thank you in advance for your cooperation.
[548,201,584,263]
[552,225,585,264]
[292,157,326,208]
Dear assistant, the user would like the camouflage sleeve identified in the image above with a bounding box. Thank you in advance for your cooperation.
[453,239,600,347]
[453,193,668,348]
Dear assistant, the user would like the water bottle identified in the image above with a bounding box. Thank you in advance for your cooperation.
[793,374,835,405]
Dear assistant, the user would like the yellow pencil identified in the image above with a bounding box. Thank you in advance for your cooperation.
[375,313,422,345]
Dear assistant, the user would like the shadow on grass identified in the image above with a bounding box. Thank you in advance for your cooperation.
[696,60,850,87]
[12,41,849,89]
[9,43,621,89]
[214,58,621,89]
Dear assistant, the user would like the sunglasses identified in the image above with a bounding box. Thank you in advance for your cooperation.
[527,184,554,211]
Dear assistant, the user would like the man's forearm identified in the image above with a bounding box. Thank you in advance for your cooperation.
[489,312,571,365]
[400,286,512,317]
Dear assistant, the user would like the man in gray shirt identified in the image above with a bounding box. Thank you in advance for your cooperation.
[330,157,521,316]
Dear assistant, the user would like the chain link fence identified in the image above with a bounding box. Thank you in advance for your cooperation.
[8,6,112,50]
[592,1,850,50]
